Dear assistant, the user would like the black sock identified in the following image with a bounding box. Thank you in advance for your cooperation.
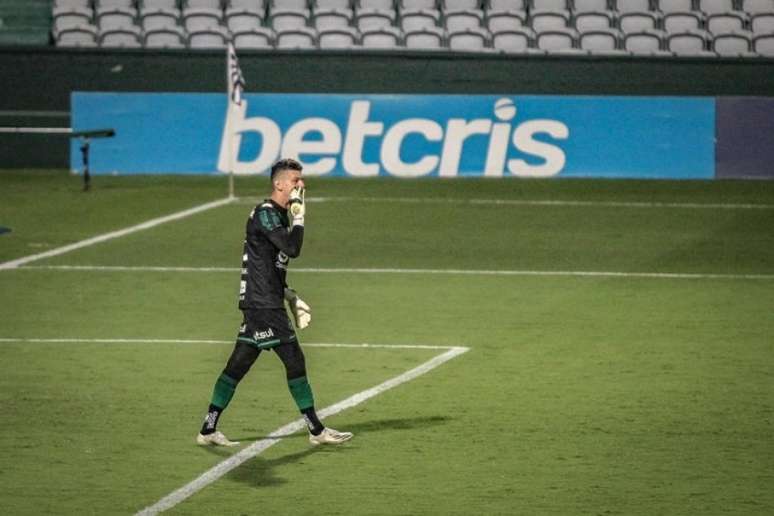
[301,407,324,436]
[200,404,223,435]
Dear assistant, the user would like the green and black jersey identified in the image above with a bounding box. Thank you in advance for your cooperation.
[238,199,303,310]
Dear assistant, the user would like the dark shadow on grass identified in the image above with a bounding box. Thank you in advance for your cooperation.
[226,447,325,488]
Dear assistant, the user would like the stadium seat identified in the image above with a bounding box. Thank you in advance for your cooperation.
[623,28,668,54]
[447,26,490,49]
[140,8,181,31]
[358,0,396,7]
[55,24,98,46]
[573,10,615,31]
[656,0,696,14]
[188,26,230,47]
[666,29,714,55]
[399,0,439,9]
[232,26,275,47]
[491,26,538,51]
[618,11,660,33]
[275,26,317,47]
[697,0,734,14]
[314,0,353,7]
[400,8,441,31]
[529,9,571,31]
[272,0,311,8]
[573,0,609,11]
[96,0,136,8]
[141,0,182,8]
[312,7,353,29]
[614,0,652,13]
[96,7,138,31]
[183,8,224,32]
[706,12,747,33]
[578,27,621,52]
[534,26,577,50]
[144,26,187,47]
[442,0,482,9]
[52,7,93,34]
[752,31,774,54]
[317,26,359,47]
[751,12,774,31]
[225,7,265,31]
[99,26,142,47]
[740,0,774,13]
[228,0,267,7]
[662,11,704,33]
[485,10,526,31]
[269,8,310,30]
[355,8,396,28]
[487,0,526,9]
[444,9,484,30]
[712,30,755,54]
[185,0,225,7]
[404,25,445,48]
[360,25,402,46]
[54,0,93,8]
[532,0,569,9]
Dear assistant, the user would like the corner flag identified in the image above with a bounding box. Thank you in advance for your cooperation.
[224,42,245,197]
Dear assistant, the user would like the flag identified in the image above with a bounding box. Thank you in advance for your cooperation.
[227,42,245,107]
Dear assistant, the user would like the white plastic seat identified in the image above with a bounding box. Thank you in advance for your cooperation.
[487,0,526,8]
[318,26,359,47]
[55,25,98,46]
[355,8,397,29]
[663,11,704,32]
[657,0,694,14]
[188,26,231,47]
[404,25,445,48]
[184,0,224,7]
[141,0,181,8]
[183,8,224,32]
[443,0,481,8]
[226,7,265,31]
[485,10,526,31]
[96,0,136,7]
[741,0,774,13]
[269,8,311,30]
[535,26,577,50]
[144,26,187,47]
[447,26,490,49]
[532,0,569,9]
[623,28,666,53]
[614,0,652,13]
[400,8,441,31]
[573,11,615,31]
[530,9,570,31]
[706,12,747,33]
[99,26,142,47]
[399,0,438,8]
[275,26,317,47]
[360,25,402,46]
[313,7,353,28]
[666,29,712,54]
[491,26,533,51]
[444,9,484,30]
[53,7,93,34]
[752,32,774,54]
[697,0,735,14]
[579,27,620,51]
[140,8,181,31]
[357,0,395,7]
[712,30,754,54]
[751,12,774,31]
[573,0,609,11]
[314,0,352,7]
[54,0,92,8]
[618,11,660,33]
[233,27,275,47]
[96,7,138,31]
[272,0,310,8]
[228,0,267,7]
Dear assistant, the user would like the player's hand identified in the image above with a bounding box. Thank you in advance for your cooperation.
[284,288,311,329]
[288,187,305,227]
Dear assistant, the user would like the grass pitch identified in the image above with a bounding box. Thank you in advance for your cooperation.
[0,170,773,515]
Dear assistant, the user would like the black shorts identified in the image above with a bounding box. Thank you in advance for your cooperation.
[236,308,297,350]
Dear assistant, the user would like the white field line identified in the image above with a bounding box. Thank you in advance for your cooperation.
[17,264,774,280]
[0,198,234,270]
[236,196,774,210]
[134,345,469,515]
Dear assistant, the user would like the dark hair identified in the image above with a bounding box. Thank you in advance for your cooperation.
[270,158,303,182]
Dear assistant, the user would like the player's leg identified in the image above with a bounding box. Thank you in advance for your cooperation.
[273,340,353,445]
[197,341,261,446]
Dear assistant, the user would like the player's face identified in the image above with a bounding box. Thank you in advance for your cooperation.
[274,169,305,204]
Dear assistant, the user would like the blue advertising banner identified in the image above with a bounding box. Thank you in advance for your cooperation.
[71,92,715,179]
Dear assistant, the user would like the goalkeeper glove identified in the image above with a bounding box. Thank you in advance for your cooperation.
[284,288,311,329]
[288,187,305,227]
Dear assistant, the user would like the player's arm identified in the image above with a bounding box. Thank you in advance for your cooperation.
[256,206,304,257]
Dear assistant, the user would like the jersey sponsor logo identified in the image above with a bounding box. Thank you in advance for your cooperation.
[239,323,247,333]
[253,328,275,341]
[275,251,289,270]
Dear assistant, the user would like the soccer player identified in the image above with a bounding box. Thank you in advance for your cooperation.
[196,158,353,447]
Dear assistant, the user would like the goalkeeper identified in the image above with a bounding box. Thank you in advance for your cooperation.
[197,158,353,447]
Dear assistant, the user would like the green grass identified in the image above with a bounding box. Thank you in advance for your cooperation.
[1,170,773,515]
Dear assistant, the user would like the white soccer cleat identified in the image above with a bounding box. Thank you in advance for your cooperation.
[196,431,240,447]
[309,427,354,446]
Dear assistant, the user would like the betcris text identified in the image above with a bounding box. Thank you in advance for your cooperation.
[217,97,569,178]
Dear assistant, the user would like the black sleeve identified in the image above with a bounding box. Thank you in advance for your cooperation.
[265,225,304,258]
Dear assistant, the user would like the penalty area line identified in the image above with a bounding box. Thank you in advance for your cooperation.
[134,344,469,516]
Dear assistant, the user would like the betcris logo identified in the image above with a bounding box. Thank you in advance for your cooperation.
[218,96,569,178]
[71,93,715,179]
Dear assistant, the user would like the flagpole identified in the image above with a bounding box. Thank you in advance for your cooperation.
[225,42,244,200]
